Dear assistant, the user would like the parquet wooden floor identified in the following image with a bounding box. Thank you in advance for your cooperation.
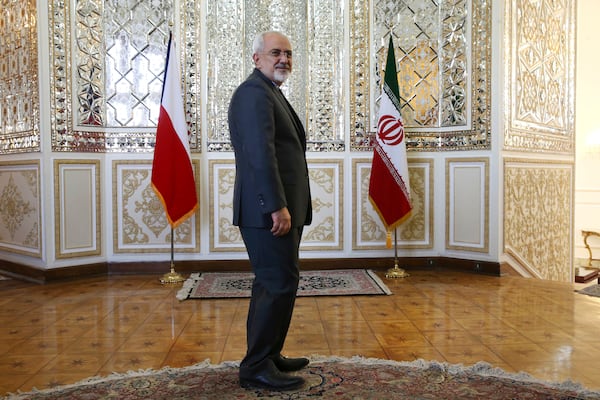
[1,268,599,396]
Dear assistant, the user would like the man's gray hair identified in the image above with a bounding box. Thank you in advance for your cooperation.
[252,31,287,55]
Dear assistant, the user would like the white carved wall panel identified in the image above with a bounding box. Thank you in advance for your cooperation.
[353,158,433,250]
[209,160,243,252]
[54,160,101,258]
[209,159,344,252]
[503,0,576,281]
[0,161,41,256]
[504,0,575,153]
[112,160,200,253]
[302,160,344,250]
[446,158,489,252]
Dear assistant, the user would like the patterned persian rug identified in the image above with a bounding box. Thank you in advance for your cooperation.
[578,284,600,298]
[5,356,600,400]
[176,269,391,300]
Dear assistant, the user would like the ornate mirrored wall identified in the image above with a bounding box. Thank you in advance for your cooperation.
[0,0,40,154]
[355,0,491,151]
[46,0,491,153]
[49,0,202,152]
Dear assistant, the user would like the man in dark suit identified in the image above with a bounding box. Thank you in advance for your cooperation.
[228,31,313,391]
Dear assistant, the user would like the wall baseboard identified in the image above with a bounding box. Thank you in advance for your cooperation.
[0,257,501,284]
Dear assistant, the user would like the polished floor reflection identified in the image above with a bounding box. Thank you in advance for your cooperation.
[1,269,599,395]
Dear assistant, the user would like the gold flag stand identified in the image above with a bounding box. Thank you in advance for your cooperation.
[385,229,410,279]
[160,227,186,284]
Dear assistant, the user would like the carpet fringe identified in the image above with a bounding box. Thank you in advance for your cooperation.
[365,269,392,295]
[307,355,594,395]
[175,272,201,301]
[6,355,598,399]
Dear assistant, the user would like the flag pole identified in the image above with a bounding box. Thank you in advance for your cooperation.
[160,227,185,284]
[385,228,410,279]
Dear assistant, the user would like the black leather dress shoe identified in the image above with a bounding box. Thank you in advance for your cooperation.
[240,368,305,391]
[273,356,310,372]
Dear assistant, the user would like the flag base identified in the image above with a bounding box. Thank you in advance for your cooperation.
[385,257,410,279]
[385,265,410,279]
[160,263,185,284]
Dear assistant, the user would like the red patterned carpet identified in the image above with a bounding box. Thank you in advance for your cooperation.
[177,269,391,300]
[5,357,600,399]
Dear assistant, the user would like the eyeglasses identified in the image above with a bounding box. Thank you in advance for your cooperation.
[265,49,293,58]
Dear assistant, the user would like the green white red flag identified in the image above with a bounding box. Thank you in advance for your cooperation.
[368,36,412,248]
[151,33,198,228]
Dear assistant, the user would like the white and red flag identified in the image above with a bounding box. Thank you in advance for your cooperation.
[369,36,412,248]
[151,32,198,228]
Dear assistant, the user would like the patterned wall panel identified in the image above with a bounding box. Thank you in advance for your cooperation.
[504,0,576,153]
[353,158,433,250]
[446,158,489,252]
[54,160,101,258]
[504,159,573,281]
[112,160,200,253]
[0,0,40,154]
[0,161,41,256]
[209,159,344,252]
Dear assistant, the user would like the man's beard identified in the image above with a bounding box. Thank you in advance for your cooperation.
[274,67,290,83]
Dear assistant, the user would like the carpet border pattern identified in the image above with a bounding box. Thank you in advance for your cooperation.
[5,356,599,399]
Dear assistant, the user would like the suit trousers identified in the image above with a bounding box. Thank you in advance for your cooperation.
[238,226,303,373]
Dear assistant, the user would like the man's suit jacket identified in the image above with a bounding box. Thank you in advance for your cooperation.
[228,68,312,229]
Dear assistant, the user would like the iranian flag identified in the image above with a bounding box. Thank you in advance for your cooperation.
[151,33,198,228]
[369,36,412,248]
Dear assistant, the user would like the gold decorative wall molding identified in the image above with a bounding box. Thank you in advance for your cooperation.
[504,0,576,154]
[352,158,433,250]
[112,160,200,253]
[54,160,101,259]
[0,161,41,256]
[445,158,489,253]
[504,158,573,281]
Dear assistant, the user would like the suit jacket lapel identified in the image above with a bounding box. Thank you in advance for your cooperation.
[251,69,307,149]
[273,86,307,149]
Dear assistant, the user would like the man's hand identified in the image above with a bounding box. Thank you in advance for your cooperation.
[271,207,292,236]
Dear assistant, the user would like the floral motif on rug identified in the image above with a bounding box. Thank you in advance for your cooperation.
[6,357,600,400]
[176,269,392,300]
